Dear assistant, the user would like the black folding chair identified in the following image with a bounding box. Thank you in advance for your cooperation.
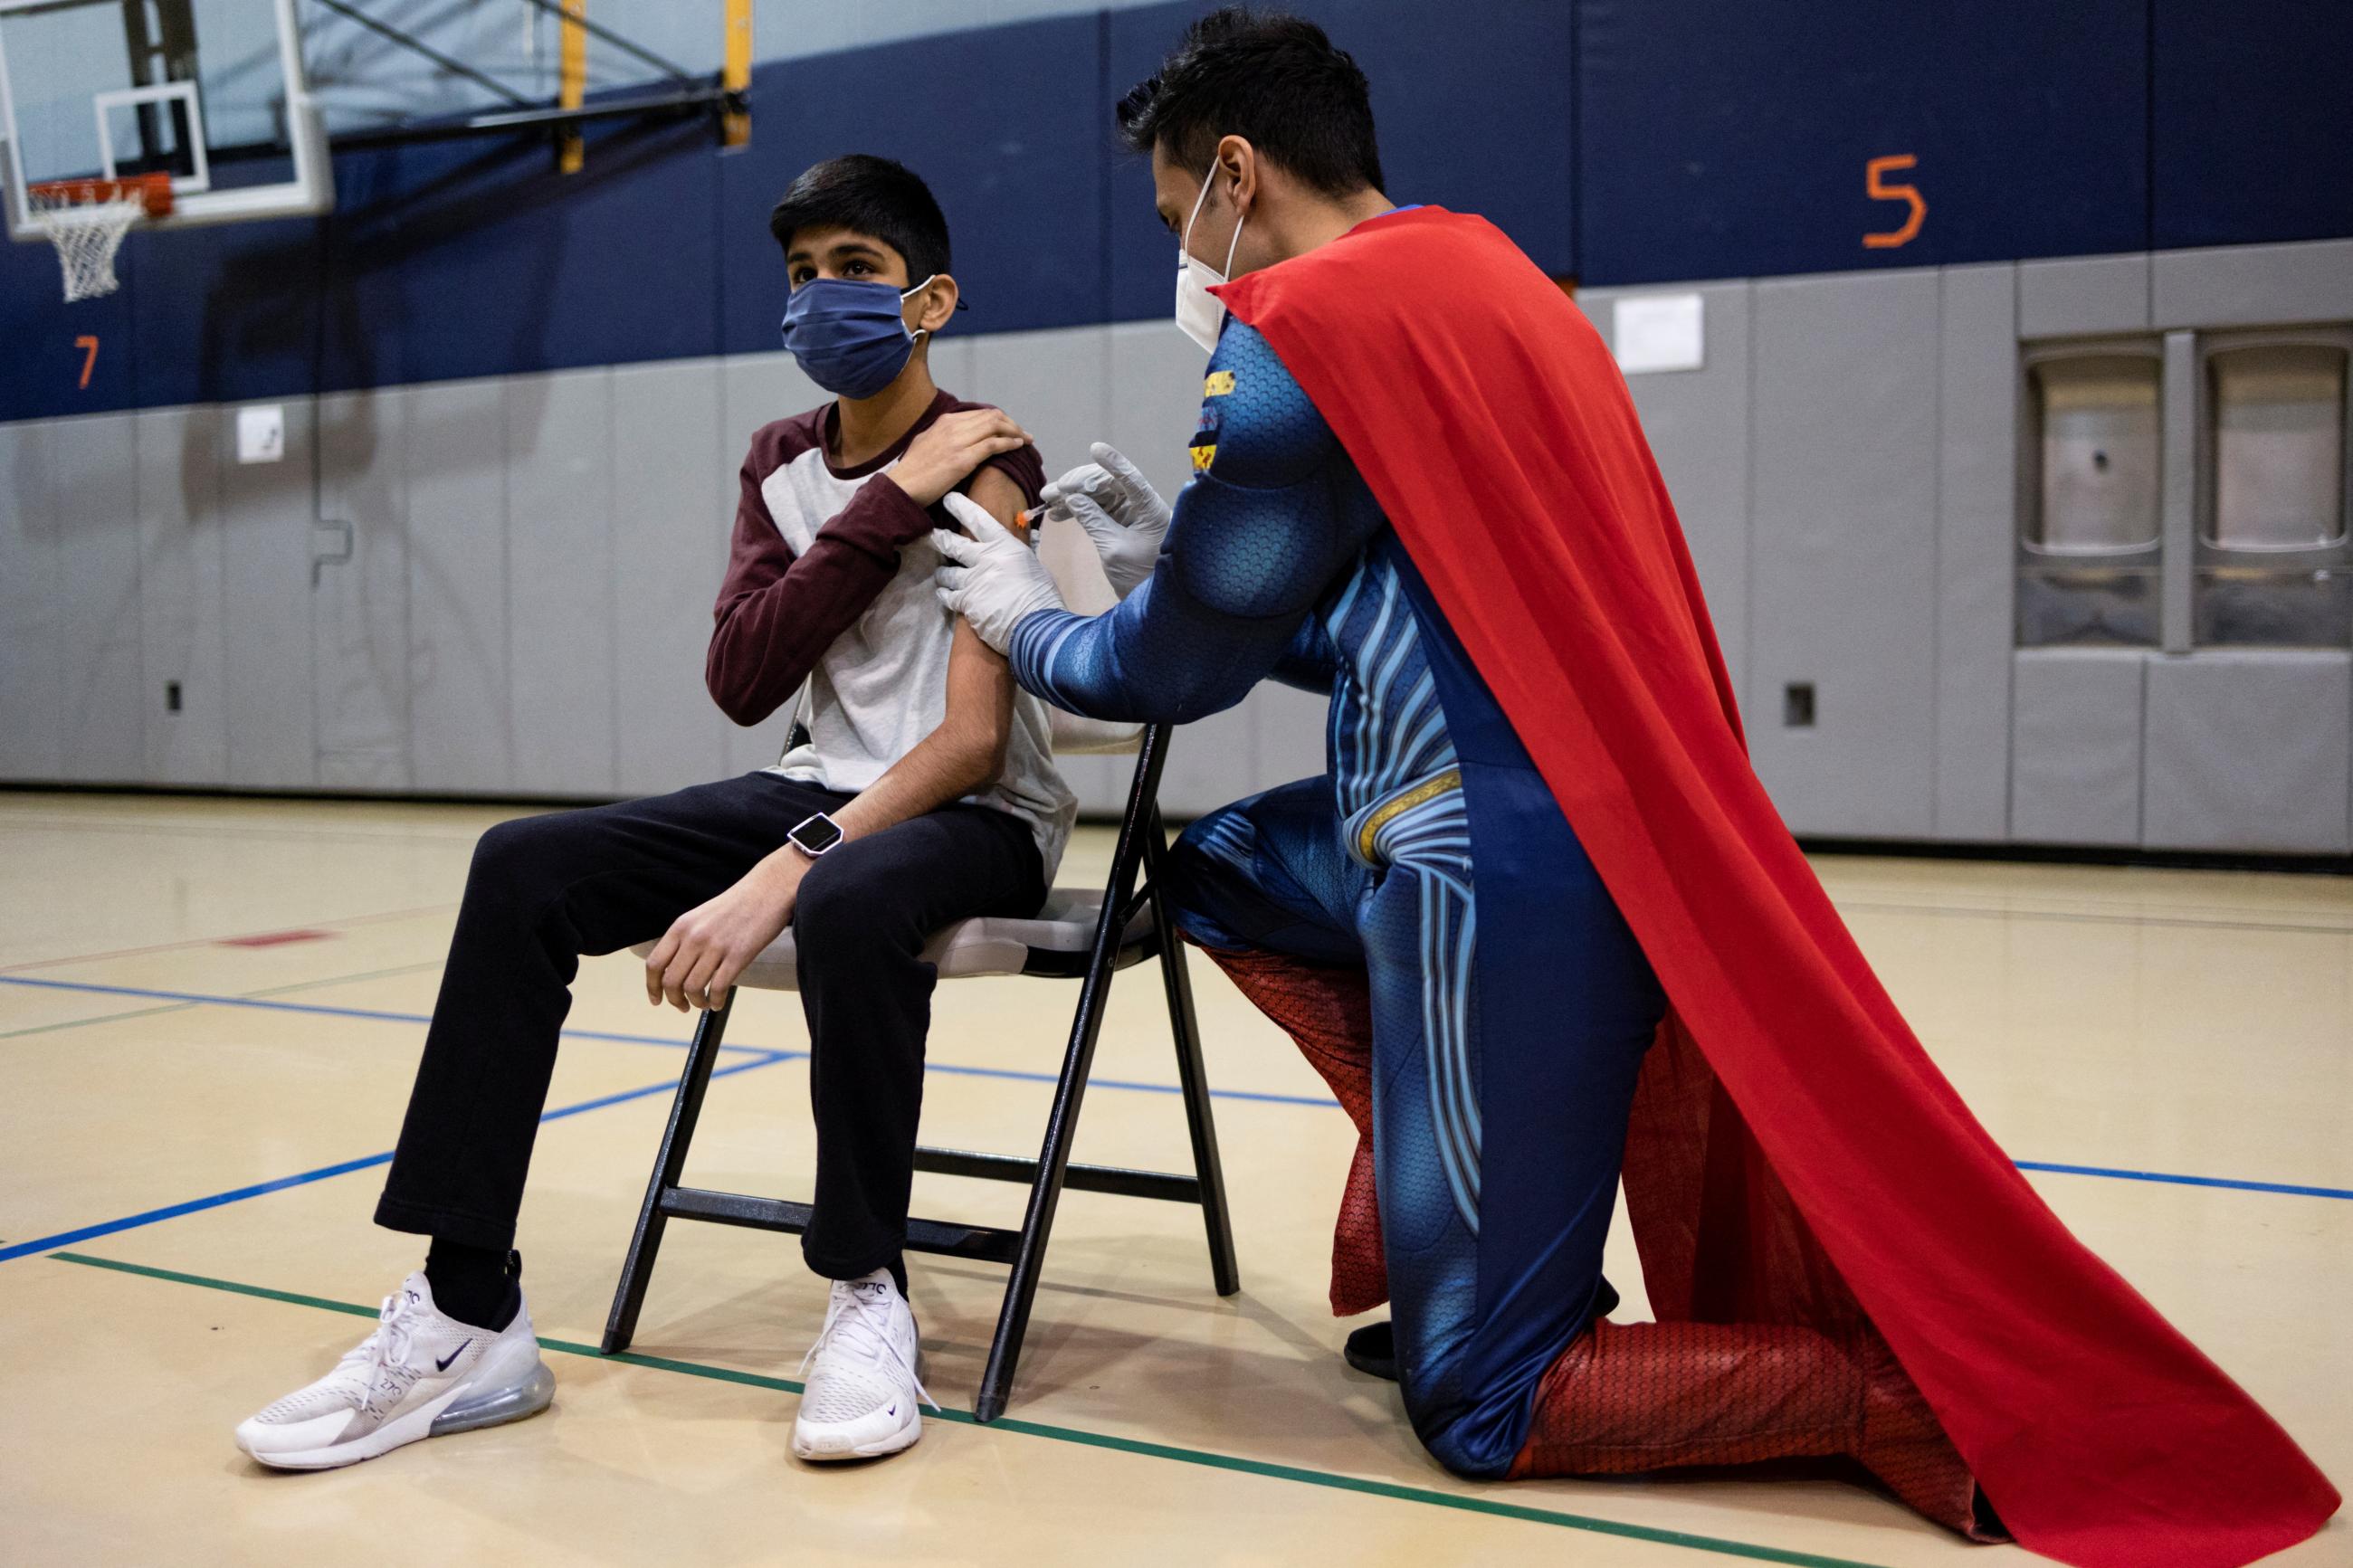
[600,721,1240,1421]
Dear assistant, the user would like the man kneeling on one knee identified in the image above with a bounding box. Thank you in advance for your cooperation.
[235,154,1074,1470]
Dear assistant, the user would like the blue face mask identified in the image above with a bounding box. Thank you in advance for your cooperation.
[780,276,935,399]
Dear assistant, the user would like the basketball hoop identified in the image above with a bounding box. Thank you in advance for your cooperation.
[25,174,172,303]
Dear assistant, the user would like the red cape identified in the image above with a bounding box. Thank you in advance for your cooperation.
[1216,207,2339,1568]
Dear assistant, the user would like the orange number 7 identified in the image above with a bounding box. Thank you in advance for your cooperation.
[1864,155,1925,249]
[75,335,100,389]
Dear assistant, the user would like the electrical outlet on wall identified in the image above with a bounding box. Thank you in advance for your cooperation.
[236,405,285,464]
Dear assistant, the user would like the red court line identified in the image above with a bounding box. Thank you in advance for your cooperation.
[214,930,332,949]
[0,903,458,974]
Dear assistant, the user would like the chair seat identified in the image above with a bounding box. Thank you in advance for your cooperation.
[632,885,1157,992]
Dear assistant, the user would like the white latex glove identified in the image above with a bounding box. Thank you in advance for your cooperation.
[933,492,1069,654]
[1038,442,1171,600]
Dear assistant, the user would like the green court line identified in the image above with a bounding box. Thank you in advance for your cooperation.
[248,962,447,998]
[49,1249,1890,1568]
[1,999,194,1039]
[0,961,443,1041]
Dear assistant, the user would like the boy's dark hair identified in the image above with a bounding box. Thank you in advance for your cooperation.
[1116,8,1383,196]
[768,154,952,281]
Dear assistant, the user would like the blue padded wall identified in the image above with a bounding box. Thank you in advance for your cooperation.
[3,229,140,417]
[2152,0,2353,250]
[328,116,726,392]
[1105,0,1577,319]
[1576,0,2148,285]
[7,0,2351,424]
[134,210,324,409]
[717,11,1112,350]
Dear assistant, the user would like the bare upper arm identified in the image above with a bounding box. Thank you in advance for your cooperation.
[938,455,1029,762]
[963,464,1029,536]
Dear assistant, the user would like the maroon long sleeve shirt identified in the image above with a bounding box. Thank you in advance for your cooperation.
[706,390,1045,727]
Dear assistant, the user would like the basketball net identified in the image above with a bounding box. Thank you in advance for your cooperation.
[27,176,170,303]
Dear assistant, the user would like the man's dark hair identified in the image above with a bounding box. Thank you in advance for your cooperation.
[768,154,952,281]
[1116,8,1383,196]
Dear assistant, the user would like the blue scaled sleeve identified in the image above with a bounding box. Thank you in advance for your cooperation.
[1008,321,1369,723]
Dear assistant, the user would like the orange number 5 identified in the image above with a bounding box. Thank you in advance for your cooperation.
[1864,155,1925,249]
[74,335,100,389]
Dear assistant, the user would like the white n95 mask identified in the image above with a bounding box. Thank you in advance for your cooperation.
[1175,165,1245,355]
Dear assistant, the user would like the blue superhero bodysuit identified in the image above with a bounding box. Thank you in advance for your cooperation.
[1009,320,1665,1476]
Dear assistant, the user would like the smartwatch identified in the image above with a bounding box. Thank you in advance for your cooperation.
[787,811,845,860]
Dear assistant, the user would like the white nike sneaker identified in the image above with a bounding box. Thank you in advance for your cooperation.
[234,1272,554,1470]
[790,1269,937,1461]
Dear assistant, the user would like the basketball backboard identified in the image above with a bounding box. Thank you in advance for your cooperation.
[0,0,332,240]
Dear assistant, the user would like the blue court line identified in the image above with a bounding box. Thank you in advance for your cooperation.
[2014,1160,2353,1202]
[5,978,2346,1209]
[0,974,1337,1102]
[0,1050,795,1265]
[0,974,762,1056]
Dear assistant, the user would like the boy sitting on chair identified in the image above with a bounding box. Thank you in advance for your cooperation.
[235,155,1075,1470]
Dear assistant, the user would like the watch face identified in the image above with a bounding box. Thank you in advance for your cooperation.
[789,813,843,856]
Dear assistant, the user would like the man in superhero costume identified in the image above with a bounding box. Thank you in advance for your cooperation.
[934,14,2339,1565]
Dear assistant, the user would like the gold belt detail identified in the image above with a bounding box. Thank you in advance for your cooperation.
[1355,768,1463,860]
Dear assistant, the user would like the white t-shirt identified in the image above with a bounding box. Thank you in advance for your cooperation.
[753,410,1076,882]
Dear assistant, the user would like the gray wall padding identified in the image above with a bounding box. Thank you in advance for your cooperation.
[506,370,621,797]
[1748,269,1941,837]
[135,405,230,784]
[2143,651,2352,852]
[611,361,731,797]
[1935,264,2018,841]
[316,389,413,790]
[1583,282,1755,692]
[405,378,513,794]
[2152,238,2353,331]
[219,401,319,788]
[2010,649,2145,846]
[11,258,2352,855]
[2018,254,2153,340]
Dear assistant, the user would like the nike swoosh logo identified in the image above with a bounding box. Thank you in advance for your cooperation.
[435,1339,473,1373]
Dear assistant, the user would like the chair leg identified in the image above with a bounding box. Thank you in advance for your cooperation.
[972,920,1119,1422]
[1146,819,1240,1297]
[972,725,1172,1422]
[602,995,735,1355]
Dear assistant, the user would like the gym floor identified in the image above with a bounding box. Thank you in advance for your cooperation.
[2,791,2346,1566]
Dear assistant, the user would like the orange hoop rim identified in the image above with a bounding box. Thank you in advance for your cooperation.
[26,173,173,218]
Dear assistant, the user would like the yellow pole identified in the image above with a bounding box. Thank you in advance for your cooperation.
[722,0,751,147]
[557,0,586,174]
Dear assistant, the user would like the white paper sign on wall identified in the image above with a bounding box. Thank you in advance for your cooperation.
[1612,293,1705,375]
[236,404,285,464]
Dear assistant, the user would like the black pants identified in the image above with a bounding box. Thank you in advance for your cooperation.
[375,771,1046,1280]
